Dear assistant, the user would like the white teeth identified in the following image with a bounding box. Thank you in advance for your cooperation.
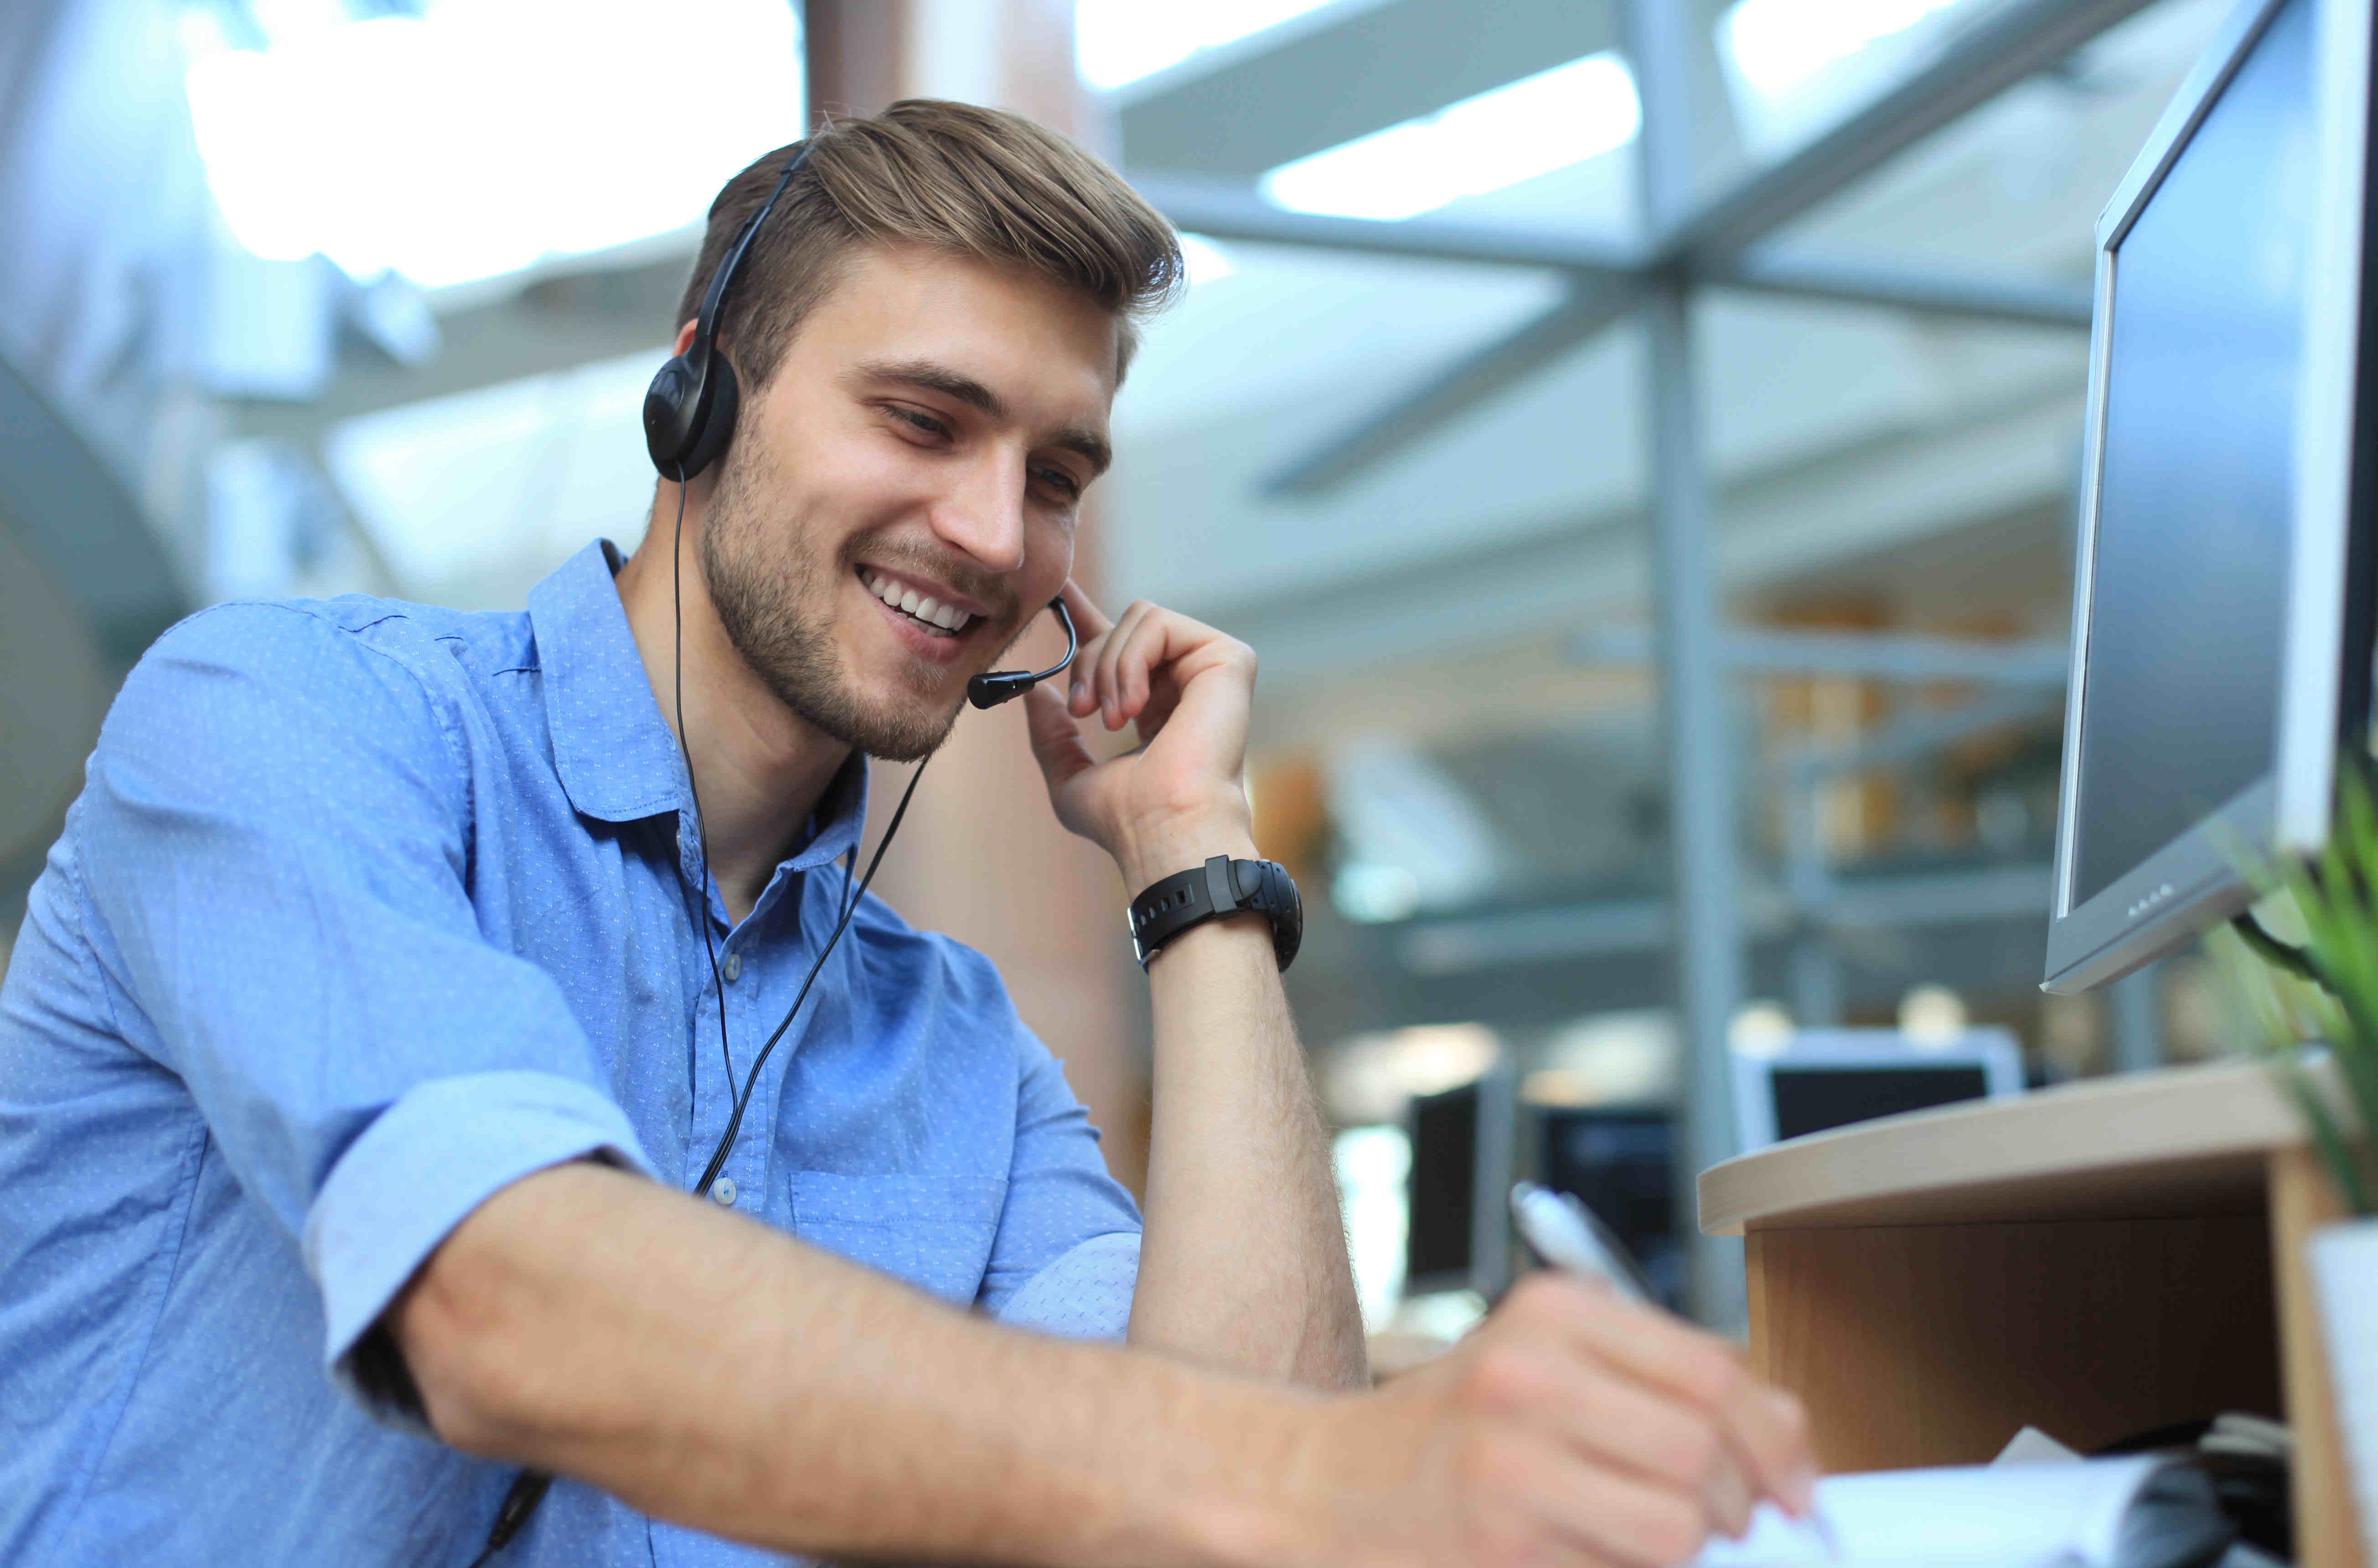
[861,568,973,633]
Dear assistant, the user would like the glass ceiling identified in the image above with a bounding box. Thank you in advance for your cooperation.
[179,0,803,289]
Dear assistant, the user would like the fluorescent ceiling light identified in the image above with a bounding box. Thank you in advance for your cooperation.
[1721,0,1963,97]
[1177,232,1236,286]
[1259,52,1639,223]
[1075,0,1336,92]
[182,0,802,288]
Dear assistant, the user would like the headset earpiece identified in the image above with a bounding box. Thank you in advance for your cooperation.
[678,352,739,480]
[643,340,743,482]
[645,140,810,482]
[642,353,700,476]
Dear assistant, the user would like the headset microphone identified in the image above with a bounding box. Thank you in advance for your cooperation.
[967,598,1078,708]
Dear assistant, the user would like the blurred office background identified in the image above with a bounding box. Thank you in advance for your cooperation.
[0,0,2249,1331]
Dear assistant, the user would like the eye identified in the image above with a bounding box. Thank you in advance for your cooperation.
[1033,466,1083,500]
[887,405,951,440]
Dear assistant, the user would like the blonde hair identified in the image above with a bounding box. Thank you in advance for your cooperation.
[676,99,1184,387]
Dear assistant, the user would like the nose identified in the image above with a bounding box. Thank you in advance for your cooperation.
[927,447,1028,576]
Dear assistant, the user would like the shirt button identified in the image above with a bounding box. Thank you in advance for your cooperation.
[712,1177,738,1207]
[722,952,742,983]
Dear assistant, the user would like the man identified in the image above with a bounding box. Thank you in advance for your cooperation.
[0,100,1816,1565]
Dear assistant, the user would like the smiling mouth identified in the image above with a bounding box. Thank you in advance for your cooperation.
[858,567,981,639]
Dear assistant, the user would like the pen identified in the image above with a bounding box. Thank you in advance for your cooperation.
[1508,1182,1843,1563]
[1509,1180,1659,1302]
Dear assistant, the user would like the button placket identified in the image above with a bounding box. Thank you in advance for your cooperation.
[704,929,775,1212]
[686,968,738,1193]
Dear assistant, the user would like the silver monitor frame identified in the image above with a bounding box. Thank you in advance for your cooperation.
[1400,1061,1516,1301]
[2044,0,2375,995]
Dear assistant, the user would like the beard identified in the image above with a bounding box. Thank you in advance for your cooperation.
[697,443,971,763]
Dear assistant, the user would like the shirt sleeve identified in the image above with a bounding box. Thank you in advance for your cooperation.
[72,604,659,1422]
[977,1027,1144,1341]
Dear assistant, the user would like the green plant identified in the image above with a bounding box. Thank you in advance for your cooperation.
[2214,774,2378,1216]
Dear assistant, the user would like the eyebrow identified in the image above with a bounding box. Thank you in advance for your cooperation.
[855,356,1112,478]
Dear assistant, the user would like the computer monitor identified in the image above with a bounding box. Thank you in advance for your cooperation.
[2045,0,2378,995]
[1531,1107,1686,1311]
[1730,1028,2024,1151]
[1402,1066,1515,1299]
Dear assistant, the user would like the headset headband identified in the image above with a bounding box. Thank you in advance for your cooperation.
[692,141,813,366]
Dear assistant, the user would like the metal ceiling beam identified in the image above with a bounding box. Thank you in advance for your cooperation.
[0,347,185,663]
[1572,625,2072,685]
[1217,390,2079,682]
[227,251,688,446]
[1134,173,1640,278]
[1659,0,2161,267]
[1260,277,1639,494]
[1117,0,1615,178]
[1250,0,2152,494]
[1144,172,2095,331]
[1782,686,2063,782]
[1393,861,2055,973]
[1704,249,2095,330]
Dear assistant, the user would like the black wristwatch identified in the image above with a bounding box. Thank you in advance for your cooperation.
[1128,856,1303,972]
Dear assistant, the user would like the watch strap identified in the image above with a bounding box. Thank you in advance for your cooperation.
[1128,855,1292,970]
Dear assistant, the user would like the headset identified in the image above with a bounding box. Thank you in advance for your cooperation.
[470,137,1081,1567]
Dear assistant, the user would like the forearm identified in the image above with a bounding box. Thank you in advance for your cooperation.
[1126,867,1366,1391]
[393,1162,1318,1567]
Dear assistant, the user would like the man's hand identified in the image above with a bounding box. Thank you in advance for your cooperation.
[1021,583,1257,888]
[1285,1275,1818,1568]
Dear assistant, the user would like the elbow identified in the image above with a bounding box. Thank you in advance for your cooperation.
[386,1256,547,1460]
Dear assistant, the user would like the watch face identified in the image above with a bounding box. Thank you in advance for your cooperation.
[1267,860,1303,970]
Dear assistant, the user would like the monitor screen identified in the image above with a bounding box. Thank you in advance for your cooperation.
[1536,1108,1685,1311]
[1405,1083,1478,1286]
[2073,0,2313,906]
[1768,1065,1991,1142]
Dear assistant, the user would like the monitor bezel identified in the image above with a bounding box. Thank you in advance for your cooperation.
[2045,0,2375,995]
[1729,1027,2024,1153]
[1400,1065,1517,1301]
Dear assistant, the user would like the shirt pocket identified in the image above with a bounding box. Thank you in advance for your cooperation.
[787,1171,1009,1307]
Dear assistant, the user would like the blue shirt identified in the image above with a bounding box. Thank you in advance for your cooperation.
[0,540,1143,1567]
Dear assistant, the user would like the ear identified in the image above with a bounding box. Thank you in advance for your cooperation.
[672,319,698,357]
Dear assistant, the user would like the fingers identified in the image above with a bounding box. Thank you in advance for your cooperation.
[1084,600,1156,730]
[1472,1426,1709,1568]
[1458,1274,1815,1568]
[1468,1334,1760,1541]
[1019,680,1094,797]
[1537,1279,1816,1518]
[1068,598,1251,735]
[1057,578,1112,641]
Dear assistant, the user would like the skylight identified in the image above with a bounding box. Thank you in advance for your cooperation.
[1720,0,1964,97]
[1075,0,1338,93]
[182,0,803,289]
[1177,232,1237,286]
[1259,52,1639,223]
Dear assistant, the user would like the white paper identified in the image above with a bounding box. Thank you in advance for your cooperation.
[1694,1457,2196,1568]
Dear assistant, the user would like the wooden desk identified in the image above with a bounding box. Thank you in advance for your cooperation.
[1698,1060,2362,1568]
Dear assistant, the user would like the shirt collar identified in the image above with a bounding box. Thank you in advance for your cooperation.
[527,540,869,873]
